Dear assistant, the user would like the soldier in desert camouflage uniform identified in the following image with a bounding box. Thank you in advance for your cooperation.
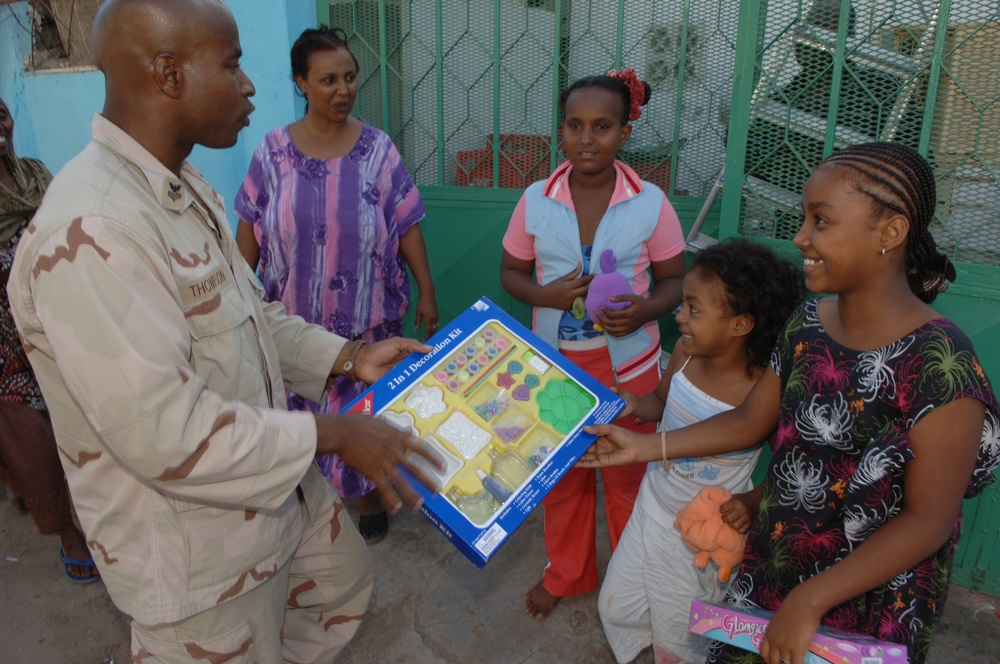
[8,1,441,662]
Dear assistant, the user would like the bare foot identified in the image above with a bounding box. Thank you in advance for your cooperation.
[525,580,560,621]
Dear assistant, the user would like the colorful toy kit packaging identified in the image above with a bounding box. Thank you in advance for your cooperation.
[689,600,908,664]
[345,297,625,567]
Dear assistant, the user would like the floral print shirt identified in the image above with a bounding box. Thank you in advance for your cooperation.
[708,299,999,664]
[0,223,45,410]
[0,155,52,411]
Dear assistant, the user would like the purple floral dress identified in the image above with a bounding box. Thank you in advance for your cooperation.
[235,124,425,497]
[707,300,999,664]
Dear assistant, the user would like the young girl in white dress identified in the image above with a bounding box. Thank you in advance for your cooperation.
[599,239,802,663]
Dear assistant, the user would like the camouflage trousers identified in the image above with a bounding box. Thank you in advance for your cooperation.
[130,493,374,663]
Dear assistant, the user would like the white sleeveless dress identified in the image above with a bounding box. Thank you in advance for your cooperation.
[598,359,763,664]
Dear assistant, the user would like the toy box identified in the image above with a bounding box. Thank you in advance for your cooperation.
[689,600,908,664]
[345,297,625,567]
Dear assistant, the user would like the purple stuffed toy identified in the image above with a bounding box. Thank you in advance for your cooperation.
[585,248,633,331]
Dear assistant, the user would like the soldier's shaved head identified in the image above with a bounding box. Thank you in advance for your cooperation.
[93,0,180,76]
[92,0,255,174]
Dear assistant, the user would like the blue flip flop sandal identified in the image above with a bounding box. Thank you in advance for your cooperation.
[60,548,100,584]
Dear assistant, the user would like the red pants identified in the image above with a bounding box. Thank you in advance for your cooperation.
[541,346,659,598]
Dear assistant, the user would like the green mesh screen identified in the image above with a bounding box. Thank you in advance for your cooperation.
[321,0,741,198]
[321,1,1000,268]
[737,0,1000,268]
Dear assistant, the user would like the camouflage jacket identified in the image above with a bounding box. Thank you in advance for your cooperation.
[9,115,345,624]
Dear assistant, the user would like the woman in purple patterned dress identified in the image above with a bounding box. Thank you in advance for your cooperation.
[235,27,437,542]
[581,143,999,664]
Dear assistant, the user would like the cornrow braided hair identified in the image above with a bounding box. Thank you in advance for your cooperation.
[821,142,956,303]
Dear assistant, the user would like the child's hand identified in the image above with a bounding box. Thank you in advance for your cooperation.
[721,486,762,534]
[610,386,638,418]
[593,294,649,336]
[720,494,753,534]
[540,262,595,311]
[759,586,823,664]
[577,424,641,468]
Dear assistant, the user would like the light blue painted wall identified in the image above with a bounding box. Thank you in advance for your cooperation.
[0,0,316,232]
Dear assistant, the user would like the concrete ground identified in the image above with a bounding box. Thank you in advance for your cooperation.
[2,487,998,663]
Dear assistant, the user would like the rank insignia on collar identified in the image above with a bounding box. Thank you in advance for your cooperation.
[167,181,182,201]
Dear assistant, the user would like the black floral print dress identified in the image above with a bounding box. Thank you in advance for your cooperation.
[708,300,1000,664]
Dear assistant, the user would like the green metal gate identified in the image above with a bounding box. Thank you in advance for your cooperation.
[722,0,1000,271]
[317,0,1000,594]
[319,0,742,199]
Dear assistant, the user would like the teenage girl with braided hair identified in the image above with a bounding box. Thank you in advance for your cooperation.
[580,142,999,664]
[501,69,686,620]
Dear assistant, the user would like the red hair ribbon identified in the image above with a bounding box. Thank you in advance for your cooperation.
[607,67,644,122]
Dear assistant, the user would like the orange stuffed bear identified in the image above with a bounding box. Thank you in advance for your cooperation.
[674,485,746,583]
